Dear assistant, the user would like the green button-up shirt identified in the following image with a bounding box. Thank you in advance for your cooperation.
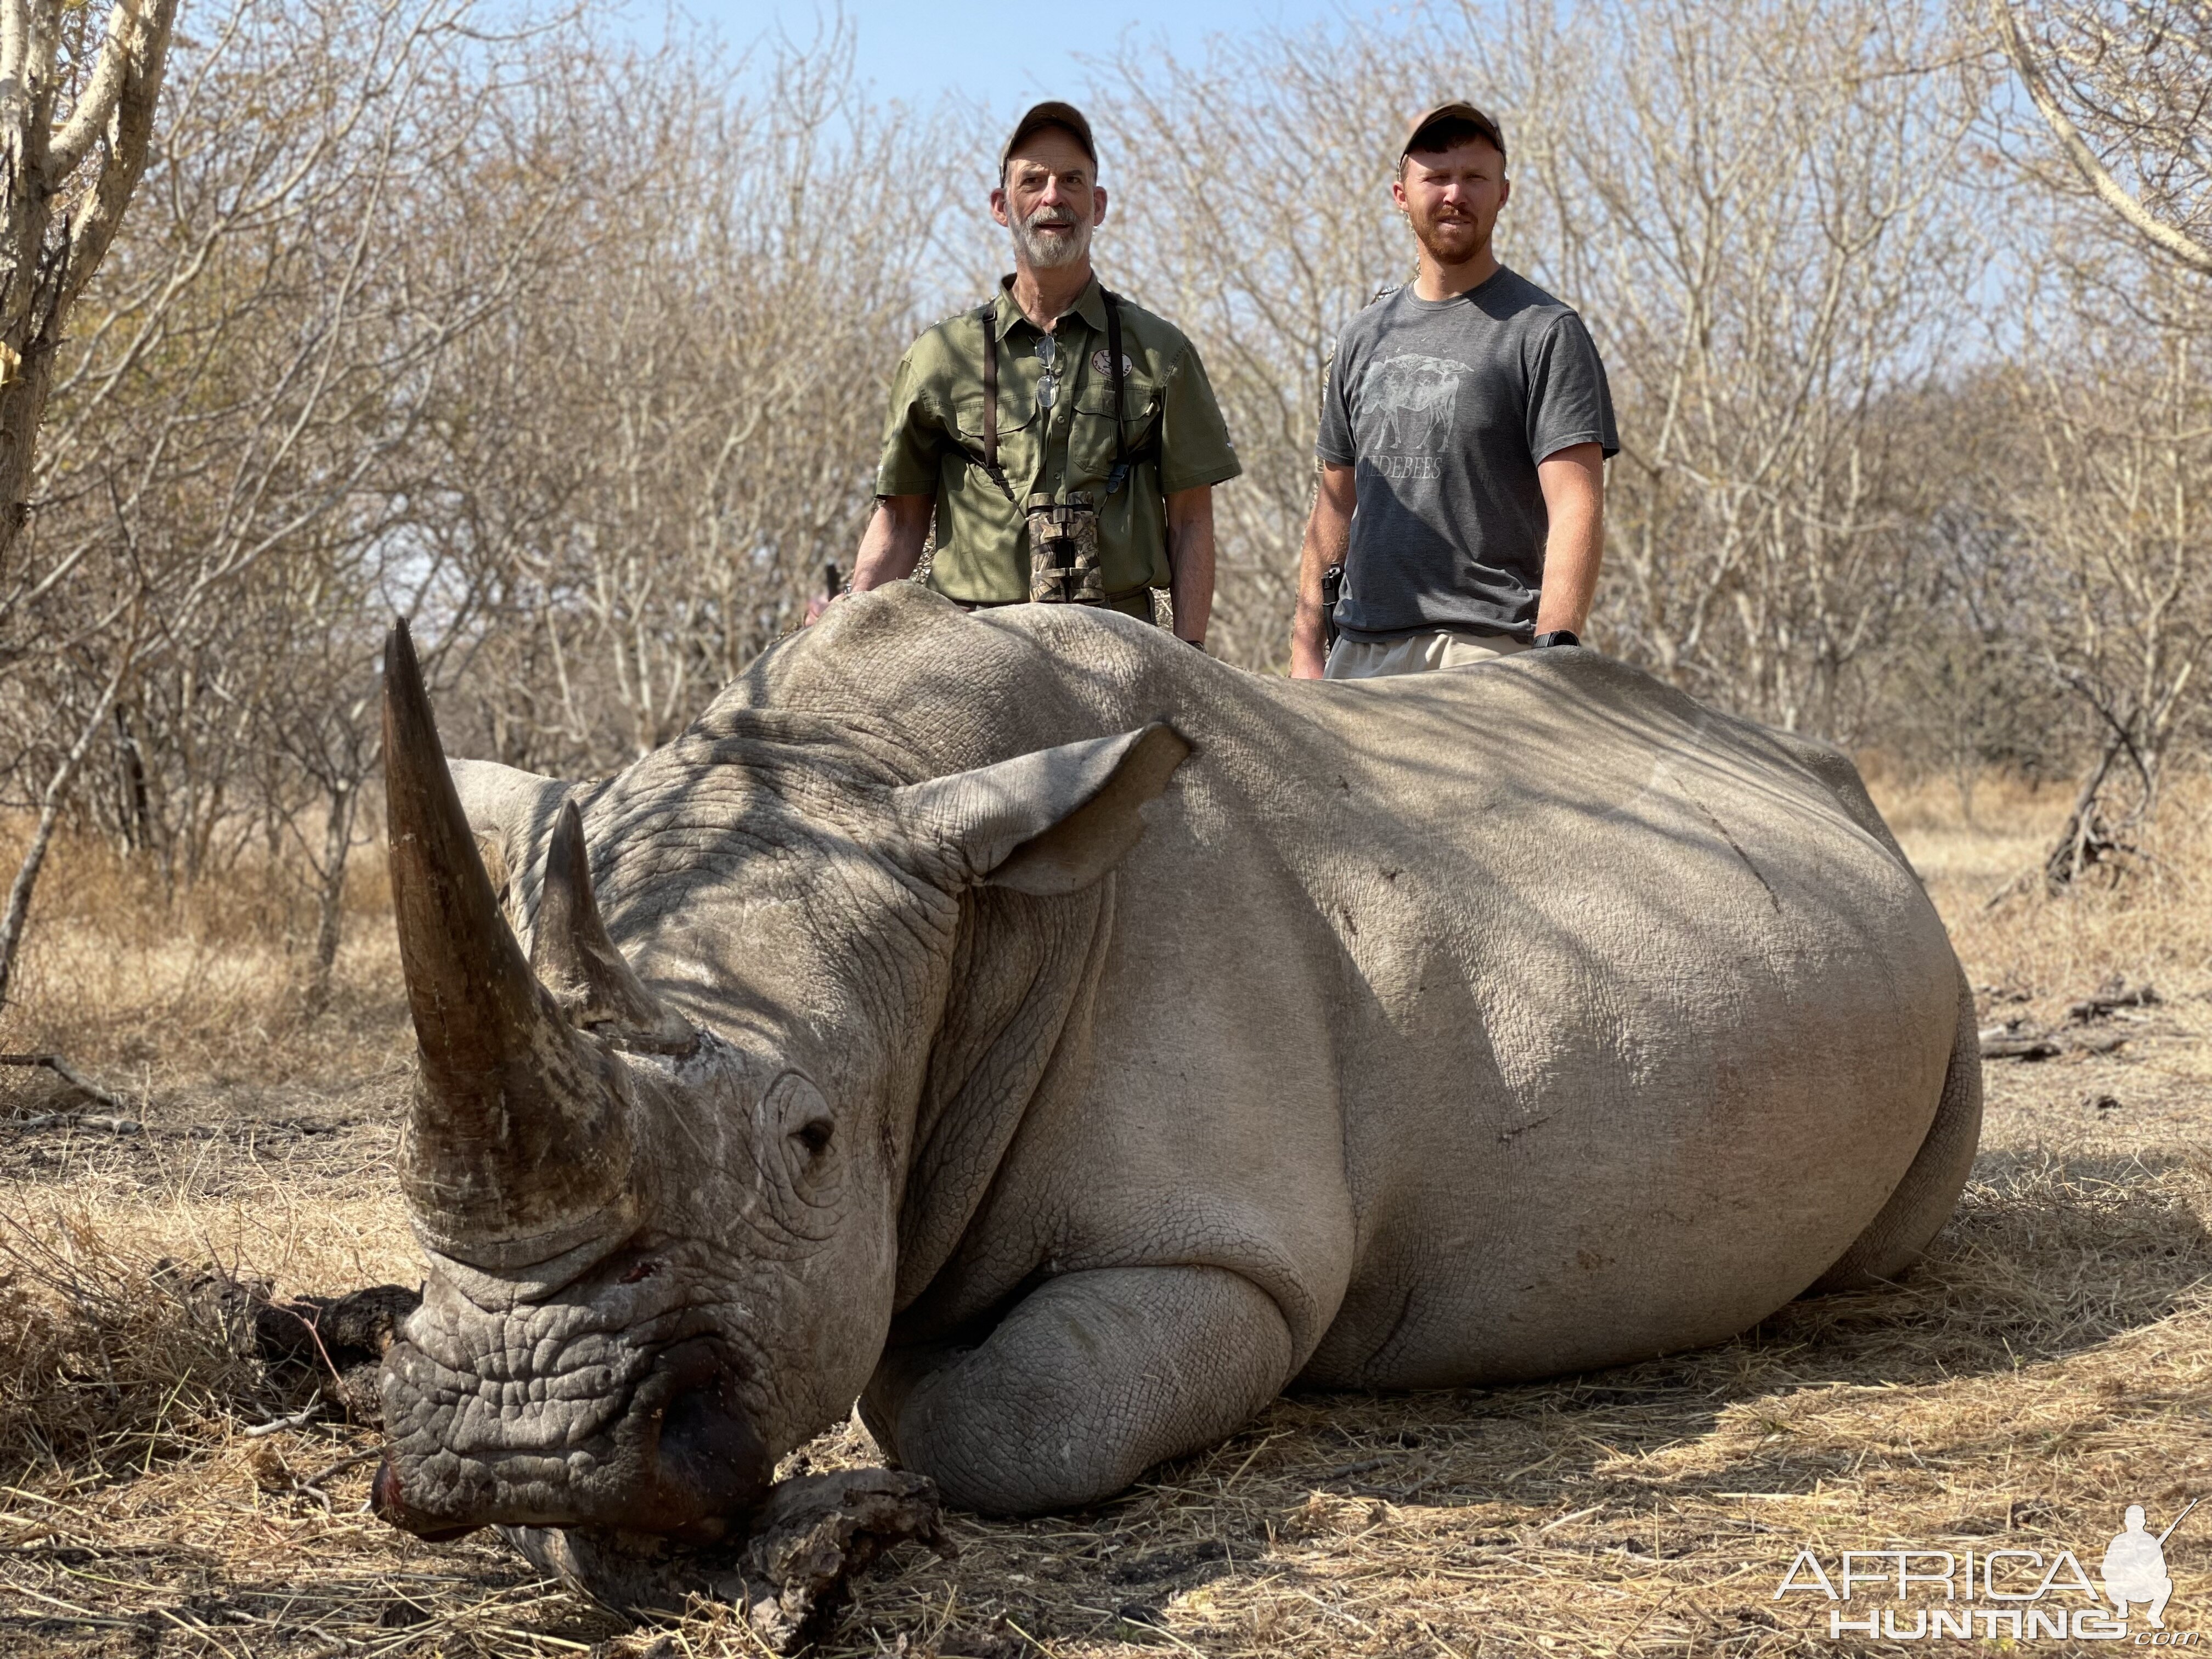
[874,276,1242,605]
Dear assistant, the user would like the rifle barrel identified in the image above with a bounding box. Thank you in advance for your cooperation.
[2157,1496,2200,1545]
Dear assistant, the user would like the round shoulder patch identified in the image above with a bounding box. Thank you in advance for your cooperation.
[1091,349,1136,378]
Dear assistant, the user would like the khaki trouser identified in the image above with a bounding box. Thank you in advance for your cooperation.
[1324,628,1529,679]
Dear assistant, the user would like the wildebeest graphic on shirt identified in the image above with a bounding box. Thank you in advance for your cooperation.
[1363,353,1475,454]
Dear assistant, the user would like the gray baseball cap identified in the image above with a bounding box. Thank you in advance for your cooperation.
[1002,101,1098,171]
[1400,100,1507,165]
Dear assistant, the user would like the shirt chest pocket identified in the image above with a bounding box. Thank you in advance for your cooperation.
[1069,369,1161,481]
[950,390,1042,471]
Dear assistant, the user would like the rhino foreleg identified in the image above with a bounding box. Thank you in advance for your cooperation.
[861,1265,1293,1516]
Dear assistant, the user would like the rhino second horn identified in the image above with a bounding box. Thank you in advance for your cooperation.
[381,620,636,1263]
[532,799,695,1054]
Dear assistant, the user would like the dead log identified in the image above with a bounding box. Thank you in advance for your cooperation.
[8,1111,140,1132]
[0,1052,137,1113]
[1977,1022,2129,1062]
[246,1282,420,1424]
[1979,1030,2065,1060]
[166,1268,420,1426]
[2066,981,2159,1022]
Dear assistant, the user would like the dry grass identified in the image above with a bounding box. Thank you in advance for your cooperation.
[2,768,2209,1657]
[1876,765,2212,996]
[0,826,408,1098]
[0,1208,268,1476]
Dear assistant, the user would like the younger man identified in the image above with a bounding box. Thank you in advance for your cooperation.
[1290,102,1617,678]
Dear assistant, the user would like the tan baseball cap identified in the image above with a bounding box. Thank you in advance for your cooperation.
[1001,101,1098,171]
[1400,100,1507,165]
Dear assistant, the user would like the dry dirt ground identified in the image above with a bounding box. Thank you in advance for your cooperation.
[1,773,2207,1657]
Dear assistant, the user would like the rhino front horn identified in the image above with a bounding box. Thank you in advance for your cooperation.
[382,620,636,1264]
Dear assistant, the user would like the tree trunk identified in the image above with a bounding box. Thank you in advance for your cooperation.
[2043,735,2125,893]
[0,0,182,571]
[0,684,123,1011]
[300,782,357,1018]
[0,345,57,564]
[112,702,154,854]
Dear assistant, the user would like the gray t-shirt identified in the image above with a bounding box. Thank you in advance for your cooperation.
[1317,268,1617,641]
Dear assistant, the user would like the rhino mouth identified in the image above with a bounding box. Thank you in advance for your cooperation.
[373,1336,773,1544]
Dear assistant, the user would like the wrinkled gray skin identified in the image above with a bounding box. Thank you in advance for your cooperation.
[373,585,1979,1538]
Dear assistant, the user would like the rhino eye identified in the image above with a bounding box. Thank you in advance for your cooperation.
[761,1073,837,1177]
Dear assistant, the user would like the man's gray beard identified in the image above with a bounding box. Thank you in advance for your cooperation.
[1013,213,1091,270]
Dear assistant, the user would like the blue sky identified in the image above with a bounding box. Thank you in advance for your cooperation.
[650,0,1352,114]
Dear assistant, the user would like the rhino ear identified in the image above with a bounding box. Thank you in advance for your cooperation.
[894,722,1192,897]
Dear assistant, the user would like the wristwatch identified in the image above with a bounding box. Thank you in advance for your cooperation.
[1531,630,1581,650]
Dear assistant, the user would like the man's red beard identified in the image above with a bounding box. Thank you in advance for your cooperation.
[1413,212,1485,263]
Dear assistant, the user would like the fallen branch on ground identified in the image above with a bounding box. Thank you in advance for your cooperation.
[1977,1022,2129,1062]
[243,1391,323,1438]
[2066,980,2160,1022]
[0,1053,137,1113]
[1978,1028,2064,1060]
[8,1111,141,1133]
[507,1467,953,1652]
[287,1447,380,1513]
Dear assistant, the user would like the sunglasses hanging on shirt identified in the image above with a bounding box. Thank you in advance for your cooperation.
[1035,334,1059,417]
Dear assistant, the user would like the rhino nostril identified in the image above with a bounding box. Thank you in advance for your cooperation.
[653,1375,771,1527]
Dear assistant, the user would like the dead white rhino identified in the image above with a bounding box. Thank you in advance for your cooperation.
[370,585,1979,1548]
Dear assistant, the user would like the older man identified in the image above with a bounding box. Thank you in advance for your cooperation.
[1290,101,1617,678]
[835,103,1240,648]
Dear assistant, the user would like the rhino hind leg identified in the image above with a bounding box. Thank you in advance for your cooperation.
[1805,967,1983,1295]
[860,1265,1293,1516]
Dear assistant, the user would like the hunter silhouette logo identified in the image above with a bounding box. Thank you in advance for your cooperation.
[1773,1499,2198,1642]
[2106,1500,2196,1630]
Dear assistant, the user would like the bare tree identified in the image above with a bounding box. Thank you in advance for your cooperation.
[1089,26,1443,667]
[1494,0,1989,731]
[1862,406,2074,825]
[0,0,178,1009]
[1987,0,2212,274]
[0,0,563,1011]
[1093,0,1986,709]
[2001,268,2212,883]
[0,0,178,566]
[435,25,938,771]
[1977,0,2212,882]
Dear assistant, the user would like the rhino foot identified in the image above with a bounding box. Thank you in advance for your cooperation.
[503,1467,951,1652]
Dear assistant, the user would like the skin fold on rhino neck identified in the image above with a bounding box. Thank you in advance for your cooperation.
[890,876,1116,1322]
